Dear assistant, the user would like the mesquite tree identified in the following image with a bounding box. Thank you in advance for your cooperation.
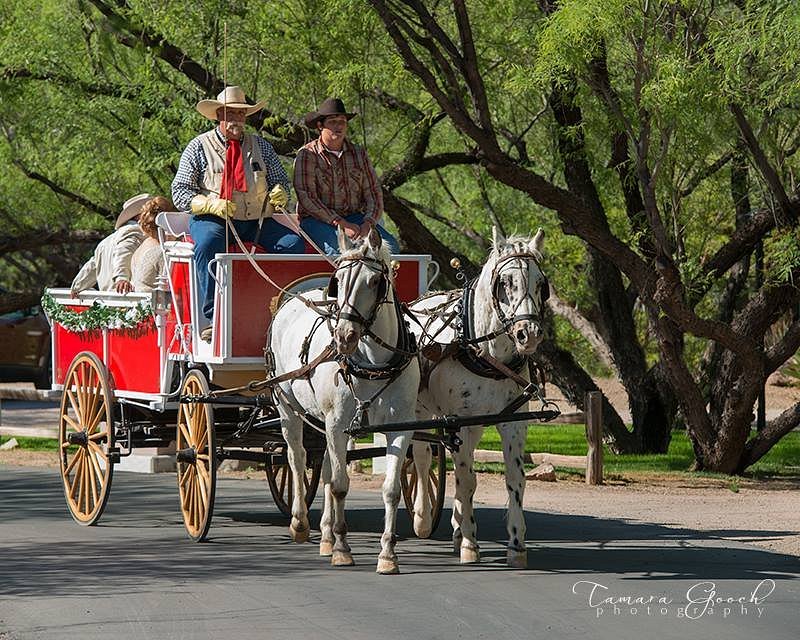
[368,0,800,472]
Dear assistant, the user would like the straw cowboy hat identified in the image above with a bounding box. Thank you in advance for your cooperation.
[304,97,357,129]
[115,193,152,229]
[196,86,267,121]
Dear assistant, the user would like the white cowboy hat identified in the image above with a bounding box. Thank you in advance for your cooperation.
[115,193,152,229]
[196,86,267,120]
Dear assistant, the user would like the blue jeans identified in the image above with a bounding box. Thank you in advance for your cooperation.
[190,215,304,322]
[300,213,400,256]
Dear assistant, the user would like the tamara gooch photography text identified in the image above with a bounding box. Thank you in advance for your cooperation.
[571,579,776,620]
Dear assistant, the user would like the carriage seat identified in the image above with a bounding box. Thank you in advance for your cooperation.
[155,211,316,254]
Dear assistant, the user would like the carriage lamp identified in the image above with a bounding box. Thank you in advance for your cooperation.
[152,275,172,316]
[390,260,400,274]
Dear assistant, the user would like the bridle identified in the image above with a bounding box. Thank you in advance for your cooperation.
[327,253,417,378]
[461,251,550,348]
[327,255,390,330]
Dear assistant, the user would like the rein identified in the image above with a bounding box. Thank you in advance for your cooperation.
[416,250,549,407]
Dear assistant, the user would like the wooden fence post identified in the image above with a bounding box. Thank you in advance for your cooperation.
[584,391,603,485]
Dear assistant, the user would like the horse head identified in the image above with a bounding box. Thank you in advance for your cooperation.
[329,227,393,355]
[486,227,548,355]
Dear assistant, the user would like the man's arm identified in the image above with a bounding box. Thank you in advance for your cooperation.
[111,225,144,292]
[292,147,338,224]
[171,138,205,211]
[70,255,98,295]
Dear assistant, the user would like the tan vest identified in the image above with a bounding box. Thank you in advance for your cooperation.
[198,131,272,220]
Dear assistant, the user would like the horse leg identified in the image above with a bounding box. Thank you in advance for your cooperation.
[451,426,483,563]
[318,451,334,556]
[499,421,528,568]
[377,430,412,574]
[281,412,310,543]
[327,422,353,566]
[410,439,433,538]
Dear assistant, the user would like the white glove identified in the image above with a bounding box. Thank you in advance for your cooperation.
[190,195,237,218]
[268,184,288,208]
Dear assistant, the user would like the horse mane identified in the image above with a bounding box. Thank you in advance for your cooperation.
[340,237,392,266]
[486,233,544,270]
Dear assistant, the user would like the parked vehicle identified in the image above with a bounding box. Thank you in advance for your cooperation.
[0,303,51,389]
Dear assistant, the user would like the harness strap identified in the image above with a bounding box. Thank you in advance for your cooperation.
[210,343,336,396]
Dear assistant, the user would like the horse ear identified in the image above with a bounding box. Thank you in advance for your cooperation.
[492,225,505,252]
[367,226,382,252]
[531,227,545,255]
[337,225,352,253]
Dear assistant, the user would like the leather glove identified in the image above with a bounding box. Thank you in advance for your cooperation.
[190,194,237,218]
[268,184,288,209]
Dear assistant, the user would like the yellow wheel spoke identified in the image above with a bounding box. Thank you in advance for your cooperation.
[62,413,82,433]
[86,453,98,507]
[196,466,208,508]
[64,448,82,477]
[178,416,192,447]
[89,431,107,442]
[66,389,81,423]
[86,400,107,435]
[195,427,208,453]
[84,383,100,434]
[87,440,106,461]
[87,446,105,486]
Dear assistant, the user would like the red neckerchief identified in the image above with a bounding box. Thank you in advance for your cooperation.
[220,139,247,199]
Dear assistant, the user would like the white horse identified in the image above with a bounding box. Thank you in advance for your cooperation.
[408,228,548,568]
[268,228,420,574]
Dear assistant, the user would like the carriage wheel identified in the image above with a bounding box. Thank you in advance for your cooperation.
[176,370,216,542]
[265,451,323,517]
[58,352,115,525]
[401,438,447,538]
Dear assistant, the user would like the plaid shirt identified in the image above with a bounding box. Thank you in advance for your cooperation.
[171,128,291,211]
[293,138,383,224]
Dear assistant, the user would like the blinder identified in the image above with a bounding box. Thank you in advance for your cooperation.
[326,274,338,299]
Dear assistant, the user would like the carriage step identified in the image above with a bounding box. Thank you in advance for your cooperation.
[107,447,121,464]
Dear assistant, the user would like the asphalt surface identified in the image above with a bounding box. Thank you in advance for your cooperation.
[0,466,798,640]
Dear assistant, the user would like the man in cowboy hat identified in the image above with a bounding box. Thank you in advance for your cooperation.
[70,193,151,295]
[171,86,303,339]
[293,97,400,255]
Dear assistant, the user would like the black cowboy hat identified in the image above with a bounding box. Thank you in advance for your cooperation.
[304,98,357,129]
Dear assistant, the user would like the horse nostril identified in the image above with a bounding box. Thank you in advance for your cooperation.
[516,329,527,342]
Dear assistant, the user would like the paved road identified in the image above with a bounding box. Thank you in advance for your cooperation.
[0,466,797,640]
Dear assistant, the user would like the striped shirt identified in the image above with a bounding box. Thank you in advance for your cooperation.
[171,128,291,211]
[293,138,383,225]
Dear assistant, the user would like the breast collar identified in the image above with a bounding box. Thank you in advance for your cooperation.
[456,279,527,380]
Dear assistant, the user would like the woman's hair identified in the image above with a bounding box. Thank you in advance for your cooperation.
[138,196,172,238]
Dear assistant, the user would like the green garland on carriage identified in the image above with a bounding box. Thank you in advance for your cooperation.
[41,292,154,338]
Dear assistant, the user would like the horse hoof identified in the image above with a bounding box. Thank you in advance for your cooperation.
[507,549,527,569]
[331,551,355,567]
[376,558,400,574]
[452,532,463,555]
[460,545,480,564]
[289,526,309,544]
[413,514,432,539]
[319,540,334,556]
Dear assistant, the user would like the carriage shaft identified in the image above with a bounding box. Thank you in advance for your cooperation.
[345,409,561,437]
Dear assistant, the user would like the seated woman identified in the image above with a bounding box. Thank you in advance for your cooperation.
[131,196,172,292]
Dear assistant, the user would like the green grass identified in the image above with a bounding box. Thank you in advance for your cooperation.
[0,436,59,452]
[477,424,800,477]
[2,428,798,478]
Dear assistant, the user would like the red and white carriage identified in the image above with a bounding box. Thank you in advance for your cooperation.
[44,212,447,541]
